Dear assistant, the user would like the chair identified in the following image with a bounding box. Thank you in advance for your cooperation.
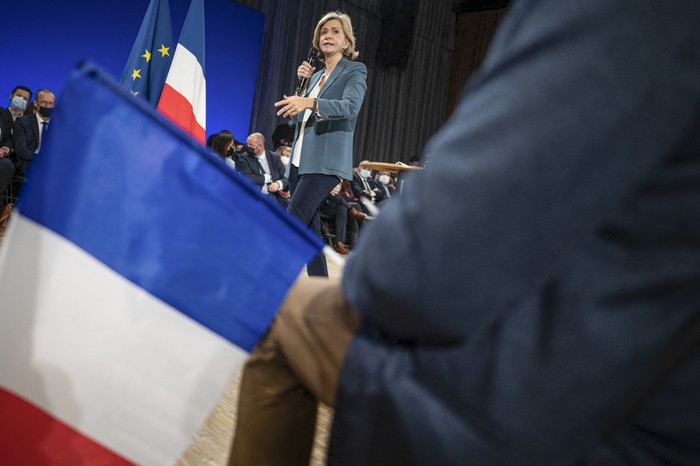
[319,212,336,246]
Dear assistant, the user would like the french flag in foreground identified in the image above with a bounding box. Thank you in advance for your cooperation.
[157,0,206,144]
[0,63,321,465]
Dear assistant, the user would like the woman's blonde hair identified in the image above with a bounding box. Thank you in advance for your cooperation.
[313,11,359,61]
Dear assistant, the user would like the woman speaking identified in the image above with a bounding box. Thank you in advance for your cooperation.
[274,11,367,277]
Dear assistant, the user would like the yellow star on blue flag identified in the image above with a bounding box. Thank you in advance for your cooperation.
[120,0,173,106]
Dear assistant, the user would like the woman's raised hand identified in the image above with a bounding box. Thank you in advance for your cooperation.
[297,61,316,80]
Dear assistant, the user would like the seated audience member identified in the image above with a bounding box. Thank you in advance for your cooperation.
[227,1,700,465]
[339,178,357,204]
[14,88,54,176]
[233,139,245,154]
[1,85,32,152]
[0,86,32,194]
[339,178,370,221]
[338,177,372,240]
[219,129,239,167]
[408,155,420,166]
[232,139,247,165]
[271,121,295,149]
[320,182,367,254]
[238,132,290,208]
[373,170,395,207]
[275,145,292,170]
[211,131,237,170]
[350,164,378,213]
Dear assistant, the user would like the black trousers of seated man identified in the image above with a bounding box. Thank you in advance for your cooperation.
[319,194,359,248]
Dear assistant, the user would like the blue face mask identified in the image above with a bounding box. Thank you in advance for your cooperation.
[11,95,26,111]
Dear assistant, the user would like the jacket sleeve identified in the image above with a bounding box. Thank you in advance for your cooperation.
[271,154,288,189]
[237,155,264,187]
[0,113,13,150]
[342,0,700,344]
[316,62,367,121]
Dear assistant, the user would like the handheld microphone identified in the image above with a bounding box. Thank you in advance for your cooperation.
[295,46,318,96]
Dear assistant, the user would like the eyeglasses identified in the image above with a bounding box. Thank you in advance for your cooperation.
[36,100,55,108]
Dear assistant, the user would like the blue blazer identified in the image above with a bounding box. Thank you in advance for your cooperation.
[292,57,367,180]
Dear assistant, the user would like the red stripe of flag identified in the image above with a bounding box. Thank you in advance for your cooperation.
[158,83,206,144]
[0,387,133,465]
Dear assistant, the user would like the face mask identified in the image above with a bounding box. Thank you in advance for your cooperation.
[11,96,27,111]
[359,169,371,178]
[38,106,53,118]
[379,174,390,185]
[280,155,290,165]
[226,147,235,157]
[245,146,255,157]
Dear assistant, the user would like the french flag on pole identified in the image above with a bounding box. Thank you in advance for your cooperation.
[0,63,321,465]
[157,0,206,144]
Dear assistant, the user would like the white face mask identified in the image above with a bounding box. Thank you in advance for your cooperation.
[359,169,371,178]
[378,174,390,185]
[280,155,290,165]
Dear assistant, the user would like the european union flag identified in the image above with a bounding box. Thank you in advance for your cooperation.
[120,0,173,106]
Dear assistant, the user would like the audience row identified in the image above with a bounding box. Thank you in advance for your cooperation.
[0,84,413,258]
[206,128,410,255]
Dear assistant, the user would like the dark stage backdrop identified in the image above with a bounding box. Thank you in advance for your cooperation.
[0,0,263,143]
[235,0,458,165]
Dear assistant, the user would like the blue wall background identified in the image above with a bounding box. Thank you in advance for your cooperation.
[0,0,263,142]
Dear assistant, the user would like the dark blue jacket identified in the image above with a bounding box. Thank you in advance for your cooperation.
[333,0,700,464]
[13,113,41,174]
[237,149,288,192]
[0,107,16,151]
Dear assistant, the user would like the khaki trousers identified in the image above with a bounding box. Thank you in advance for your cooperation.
[228,276,360,466]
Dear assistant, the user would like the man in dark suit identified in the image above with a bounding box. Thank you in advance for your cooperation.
[0,86,32,152]
[350,165,378,214]
[237,132,290,208]
[14,88,54,176]
[0,86,32,193]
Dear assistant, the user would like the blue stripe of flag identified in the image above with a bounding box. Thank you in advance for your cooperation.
[178,0,205,68]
